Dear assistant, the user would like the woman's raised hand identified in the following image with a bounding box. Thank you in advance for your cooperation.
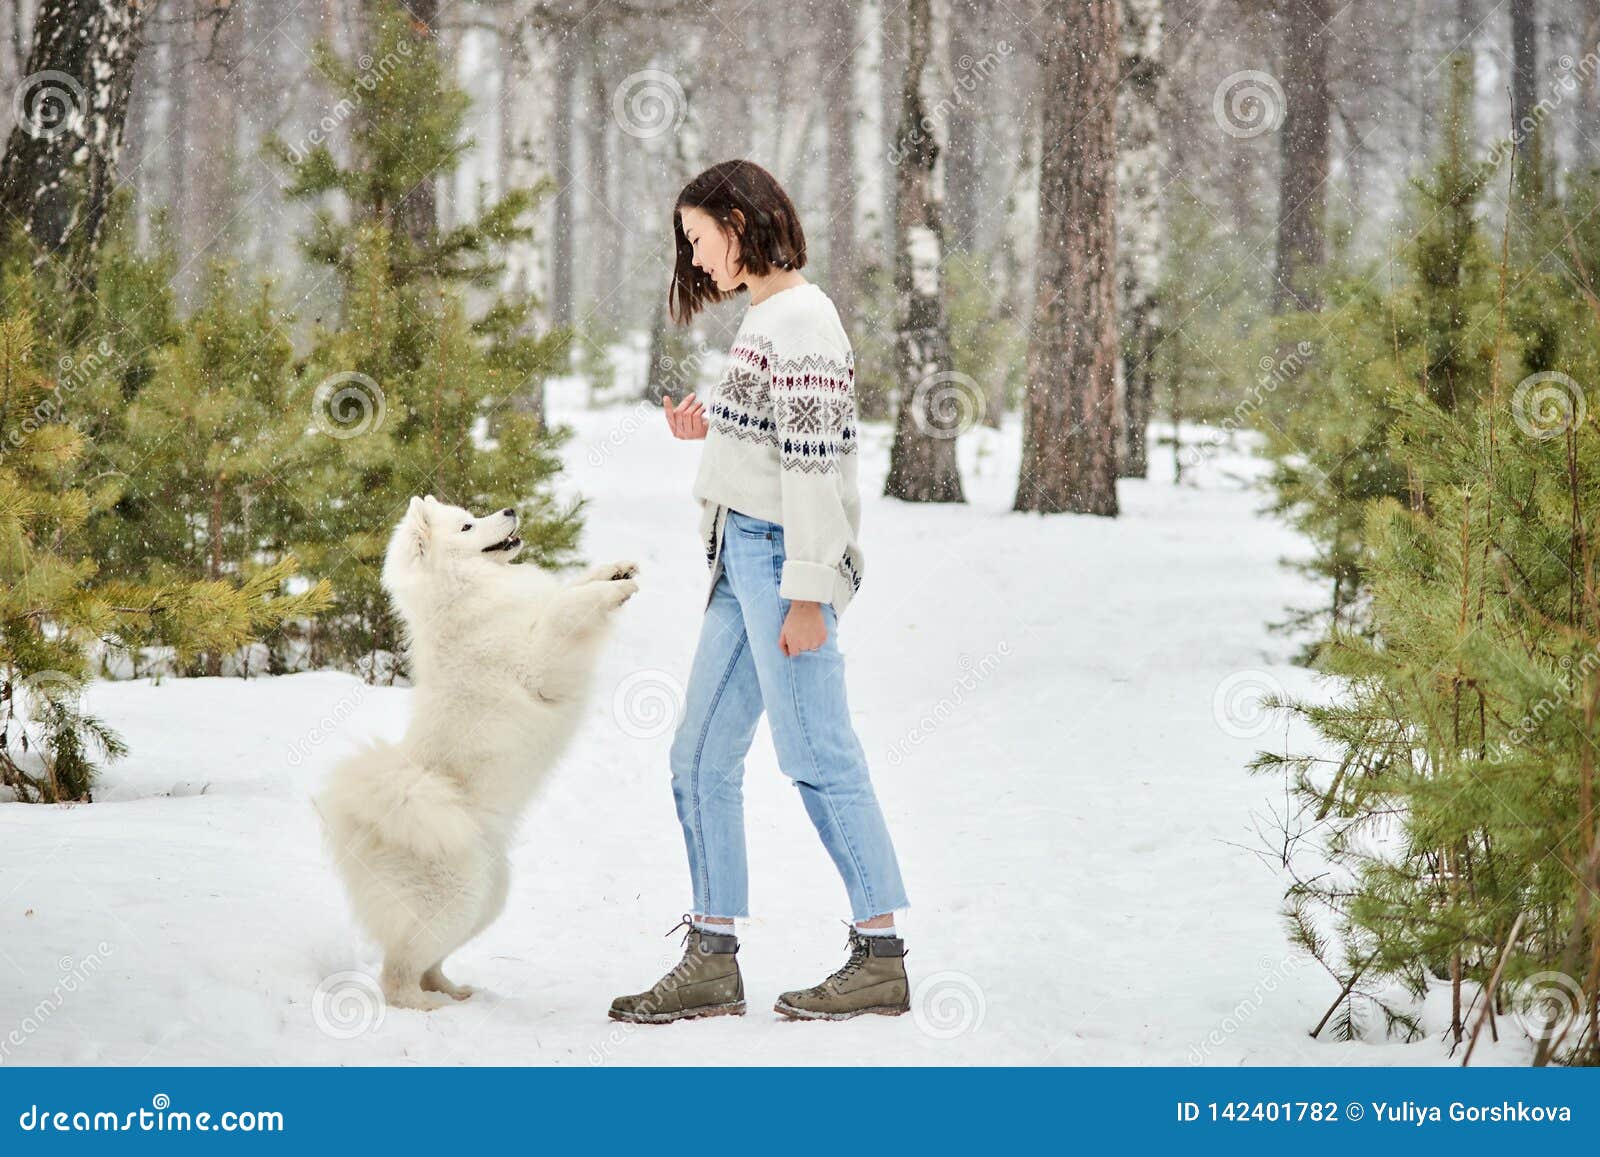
[663,392,708,440]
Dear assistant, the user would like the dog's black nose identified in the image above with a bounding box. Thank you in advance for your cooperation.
[502,508,515,516]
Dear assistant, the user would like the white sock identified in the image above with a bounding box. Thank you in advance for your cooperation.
[855,923,897,938]
[693,919,735,937]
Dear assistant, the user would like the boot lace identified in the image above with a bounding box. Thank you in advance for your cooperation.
[665,912,735,949]
[810,927,871,992]
[665,912,695,948]
[639,914,698,992]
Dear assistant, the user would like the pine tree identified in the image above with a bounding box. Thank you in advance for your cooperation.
[0,282,116,802]
[0,264,330,801]
[265,3,579,673]
[884,0,966,504]
[1257,54,1497,648]
[1251,58,1600,1063]
[109,261,312,675]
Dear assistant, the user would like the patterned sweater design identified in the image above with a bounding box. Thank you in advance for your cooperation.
[692,282,865,613]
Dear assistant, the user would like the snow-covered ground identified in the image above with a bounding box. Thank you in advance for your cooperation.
[0,384,1538,1066]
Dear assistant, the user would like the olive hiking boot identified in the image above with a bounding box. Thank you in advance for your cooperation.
[608,915,746,1023]
[774,925,911,1020]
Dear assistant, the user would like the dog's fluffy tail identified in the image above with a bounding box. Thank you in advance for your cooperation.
[316,741,481,859]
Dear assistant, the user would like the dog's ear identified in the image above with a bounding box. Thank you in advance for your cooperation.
[398,495,431,562]
[423,494,437,505]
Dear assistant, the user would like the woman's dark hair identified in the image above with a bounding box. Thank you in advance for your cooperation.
[670,159,807,324]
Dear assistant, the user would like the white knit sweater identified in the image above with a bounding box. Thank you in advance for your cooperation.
[693,281,864,614]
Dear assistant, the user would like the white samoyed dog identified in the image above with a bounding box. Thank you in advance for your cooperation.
[317,495,638,1010]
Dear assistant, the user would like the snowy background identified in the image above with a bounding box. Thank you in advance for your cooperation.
[0,378,1541,1067]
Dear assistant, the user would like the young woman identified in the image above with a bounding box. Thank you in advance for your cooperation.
[608,159,912,1023]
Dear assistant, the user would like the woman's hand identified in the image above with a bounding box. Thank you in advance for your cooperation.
[663,392,708,439]
[779,601,828,656]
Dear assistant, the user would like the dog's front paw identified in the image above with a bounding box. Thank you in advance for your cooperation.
[580,560,640,585]
[604,578,640,607]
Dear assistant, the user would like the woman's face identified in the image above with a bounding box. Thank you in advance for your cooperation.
[680,205,743,293]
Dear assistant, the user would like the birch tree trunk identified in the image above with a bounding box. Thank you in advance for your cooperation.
[1115,0,1164,480]
[121,13,154,252]
[0,0,149,289]
[3,0,29,91]
[1014,0,1119,516]
[503,16,552,317]
[884,0,965,504]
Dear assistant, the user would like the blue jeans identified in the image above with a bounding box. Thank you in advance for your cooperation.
[670,508,910,923]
